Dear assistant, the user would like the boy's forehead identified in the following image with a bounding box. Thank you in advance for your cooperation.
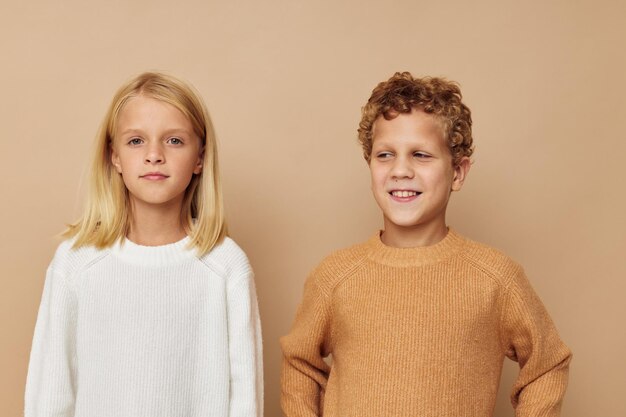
[371,110,446,144]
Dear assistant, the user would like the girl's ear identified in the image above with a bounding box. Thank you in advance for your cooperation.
[111,145,123,174]
[451,156,471,192]
[194,148,204,175]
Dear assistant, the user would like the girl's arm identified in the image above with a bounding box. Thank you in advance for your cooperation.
[25,265,77,417]
[227,269,263,417]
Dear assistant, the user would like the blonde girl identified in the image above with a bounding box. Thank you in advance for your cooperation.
[25,72,263,417]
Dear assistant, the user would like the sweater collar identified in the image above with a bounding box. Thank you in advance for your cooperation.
[365,228,466,267]
[110,236,197,267]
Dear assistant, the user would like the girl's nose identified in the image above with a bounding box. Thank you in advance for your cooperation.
[145,143,165,164]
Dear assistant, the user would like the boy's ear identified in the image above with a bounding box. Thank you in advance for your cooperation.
[451,156,471,192]
[110,145,123,174]
[194,148,204,175]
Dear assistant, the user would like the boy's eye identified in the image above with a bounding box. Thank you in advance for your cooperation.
[376,152,393,159]
[128,137,143,146]
[167,137,183,145]
[414,152,431,158]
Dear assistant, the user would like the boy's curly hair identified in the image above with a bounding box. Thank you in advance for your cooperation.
[358,72,474,165]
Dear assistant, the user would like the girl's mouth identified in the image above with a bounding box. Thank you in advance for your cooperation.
[141,172,169,180]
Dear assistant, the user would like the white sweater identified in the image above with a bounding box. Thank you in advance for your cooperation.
[25,236,263,417]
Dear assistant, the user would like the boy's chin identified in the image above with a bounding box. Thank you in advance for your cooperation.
[382,216,448,235]
[382,215,432,230]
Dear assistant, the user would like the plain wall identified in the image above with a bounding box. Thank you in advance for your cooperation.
[1,1,625,416]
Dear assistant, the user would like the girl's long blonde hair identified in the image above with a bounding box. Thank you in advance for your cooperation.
[64,72,227,255]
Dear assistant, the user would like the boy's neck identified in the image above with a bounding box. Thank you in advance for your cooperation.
[127,199,187,246]
[381,221,449,248]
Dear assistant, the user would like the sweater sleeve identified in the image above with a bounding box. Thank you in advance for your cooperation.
[500,267,572,417]
[24,266,77,417]
[227,270,264,417]
[280,274,332,417]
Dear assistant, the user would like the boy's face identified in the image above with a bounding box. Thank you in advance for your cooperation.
[369,109,469,246]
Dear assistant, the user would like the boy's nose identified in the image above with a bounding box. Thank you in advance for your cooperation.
[391,157,414,179]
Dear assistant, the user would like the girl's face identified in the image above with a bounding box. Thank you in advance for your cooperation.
[111,95,203,213]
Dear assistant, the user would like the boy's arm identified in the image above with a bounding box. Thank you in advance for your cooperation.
[24,267,77,417]
[227,270,264,417]
[500,267,572,417]
[280,274,332,417]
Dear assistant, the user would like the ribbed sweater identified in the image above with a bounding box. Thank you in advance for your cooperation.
[281,229,571,417]
[25,236,263,417]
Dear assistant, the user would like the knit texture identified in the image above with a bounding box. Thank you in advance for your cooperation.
[280,229,571,417]
[25,236,263,417]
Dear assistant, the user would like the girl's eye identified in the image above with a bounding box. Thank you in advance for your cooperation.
[376,152,393,159]
[128,138,143,146]
[167,137,183,145]
[414,152,431,158]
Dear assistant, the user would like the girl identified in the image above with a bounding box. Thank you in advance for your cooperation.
[25,72,263,417]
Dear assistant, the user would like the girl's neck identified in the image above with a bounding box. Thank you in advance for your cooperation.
[127,200,187,246]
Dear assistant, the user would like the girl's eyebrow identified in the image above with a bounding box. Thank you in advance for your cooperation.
[118,127,193,136]
[118,128,142,136]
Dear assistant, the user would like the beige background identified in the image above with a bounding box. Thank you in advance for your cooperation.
[1,1,625,416]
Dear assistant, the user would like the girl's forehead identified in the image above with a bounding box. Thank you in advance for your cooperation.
[110,96,196,140]
[117,96,189,124]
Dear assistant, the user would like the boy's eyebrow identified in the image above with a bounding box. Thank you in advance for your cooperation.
[372,139,431,149]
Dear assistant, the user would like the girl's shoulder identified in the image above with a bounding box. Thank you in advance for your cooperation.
[197,237,253,279]
[48,238,111,277]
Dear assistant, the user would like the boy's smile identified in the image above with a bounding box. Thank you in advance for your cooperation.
[389,189,420,201]
[369,109,469,247]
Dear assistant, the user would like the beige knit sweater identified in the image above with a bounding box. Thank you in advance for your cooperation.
[280,229,571,417]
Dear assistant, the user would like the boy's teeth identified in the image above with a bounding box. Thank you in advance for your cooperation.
[392,190,417,197]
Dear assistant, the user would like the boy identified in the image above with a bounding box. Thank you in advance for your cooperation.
[280,72,571,416]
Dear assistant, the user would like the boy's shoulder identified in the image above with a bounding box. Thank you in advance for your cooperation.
[456,232,525,286]
[307,237,372,293]
[198,236,252,279]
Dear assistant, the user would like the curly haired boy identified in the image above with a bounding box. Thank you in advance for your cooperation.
[281,72,571,417]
